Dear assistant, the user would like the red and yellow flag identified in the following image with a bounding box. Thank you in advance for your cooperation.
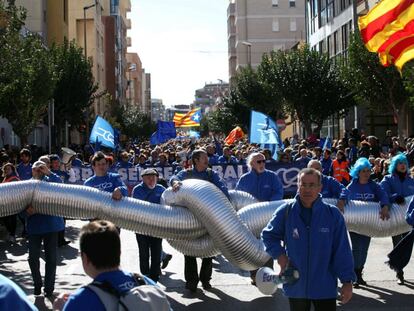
[173,108,202,128]
[359,0,414,71]
[224,126,245,145]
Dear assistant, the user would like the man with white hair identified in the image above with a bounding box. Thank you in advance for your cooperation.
[235,152,283,202]
[235,152,284,285]
[307,159,347,212]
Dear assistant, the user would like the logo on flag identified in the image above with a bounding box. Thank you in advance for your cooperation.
[90,116,115,149]
[173,108,202,127]
[359,0,414,71]
[250,111,284,160]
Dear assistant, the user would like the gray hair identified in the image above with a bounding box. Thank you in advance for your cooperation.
[38,155,50,165]
[246,152,264,171]
[307,159,322,172]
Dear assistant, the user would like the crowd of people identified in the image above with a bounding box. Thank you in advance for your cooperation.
[0,127,414,310]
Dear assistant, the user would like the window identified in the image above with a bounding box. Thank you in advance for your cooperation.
[289,0,296,7]
[290,18,297,32]
[272,18,279,32]
[272,0,279,7]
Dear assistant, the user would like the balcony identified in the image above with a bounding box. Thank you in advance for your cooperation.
[126,36,131,47]
[125,18,131,29]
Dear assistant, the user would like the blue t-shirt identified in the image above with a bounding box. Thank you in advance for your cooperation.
[132,183,165,204]
[16,162,32,180]
[84,173,128,196]
[63,270,153,311]
[0,274,38,311]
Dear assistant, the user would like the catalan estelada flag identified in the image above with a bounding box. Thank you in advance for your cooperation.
[173,108,202,127]
[358,0,414,71]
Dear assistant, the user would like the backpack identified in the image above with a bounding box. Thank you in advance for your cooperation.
[87,273,171,311]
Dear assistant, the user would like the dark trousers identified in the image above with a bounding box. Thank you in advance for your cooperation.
[1,215,16,236]
[57,218,66,244]
[392,232,409,274]
[184,256,213,284]
[136,234,162,282]
[289,298,336,311]
[28,232,58,294]
[350,232,371,270]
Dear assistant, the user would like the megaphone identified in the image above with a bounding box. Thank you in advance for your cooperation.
[60,147,77,172]
[256,266,300,295]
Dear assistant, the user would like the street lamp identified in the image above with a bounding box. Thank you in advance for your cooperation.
[242,41,252,66]
[83,3,96,59]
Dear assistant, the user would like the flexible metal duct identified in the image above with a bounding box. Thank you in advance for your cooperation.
[0,180,412,270]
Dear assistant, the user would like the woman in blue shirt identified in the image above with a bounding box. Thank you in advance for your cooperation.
[346,158,390,288]
[380,153,414,285]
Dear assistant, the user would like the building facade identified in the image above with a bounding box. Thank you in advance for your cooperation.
[193,82,229,114]
[126,52,143,108]
[227,0,305,80]
[151,99,165,122]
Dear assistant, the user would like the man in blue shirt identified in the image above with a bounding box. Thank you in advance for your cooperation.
[262,168,354,311]
[170,149,229,292]
[132,168,166,282]
[236,152,284,285]
[24,161,64,299]
[53,221,169,310]
[236,152,283,202]
[84,152,128,200]
[0,274,38,310]
[16,148,33,180]
[217,146,237,164]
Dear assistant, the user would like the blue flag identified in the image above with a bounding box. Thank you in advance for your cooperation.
[89,116,115,149]
[188,130,200,138]
[319,137,332,150]
[150,121,176,145]
[250,111,283,160]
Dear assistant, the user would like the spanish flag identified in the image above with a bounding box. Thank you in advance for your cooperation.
[359,0,414,71]
[173,108,202,127]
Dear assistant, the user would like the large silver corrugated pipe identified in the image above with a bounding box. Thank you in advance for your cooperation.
[0,180,412,270]
[161,181,270,270]
[228,190,258,211]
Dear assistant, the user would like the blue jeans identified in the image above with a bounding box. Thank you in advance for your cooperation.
[350,232,371,270]
[28,232,58,294]
[136,234,162,282]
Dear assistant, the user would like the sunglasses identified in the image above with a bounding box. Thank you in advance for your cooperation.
[256,160,266,164]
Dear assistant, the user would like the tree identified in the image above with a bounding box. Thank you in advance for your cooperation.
[118,105,156,141]
[344,32,411,136]
[49,39,98,146]
[260,46,354,135]
[0,2,54,146]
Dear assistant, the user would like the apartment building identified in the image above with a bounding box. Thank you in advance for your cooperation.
[126,52,143,108]
[151,99,165,122]
[193,82,230,114]
[141,70,151,115]
[228,0,305,80]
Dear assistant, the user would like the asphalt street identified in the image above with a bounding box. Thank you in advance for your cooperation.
[0,220,413,310]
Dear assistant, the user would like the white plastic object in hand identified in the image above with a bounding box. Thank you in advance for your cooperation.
[256,267,300,295]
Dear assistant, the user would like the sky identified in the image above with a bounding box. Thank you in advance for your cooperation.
[128,0,229,108]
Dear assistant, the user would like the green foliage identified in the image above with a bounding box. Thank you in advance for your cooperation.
[344,32,409,115]
[49,39,98,144]
[261,46,354,134]
[0,2,53,145]
[118,104,156,140]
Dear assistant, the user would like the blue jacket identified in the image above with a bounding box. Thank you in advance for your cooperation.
[170,168,229,198]
[208,154,219,165]
[295,157,311,167]
[16,162,32,180]
[346,179,389,206]
[26,173,65,235]
[320,158,332,176]
[218,155,237,164]
[321,175,347,200]
[235,169,283,201]
[0,274,38,311]
[84,173,128,196]
[261,195,355,299]
[406,197,414,226]
[380,174,414,203]
[132,183,165,204]
[63,270,154,311]
[115,160,133,170]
